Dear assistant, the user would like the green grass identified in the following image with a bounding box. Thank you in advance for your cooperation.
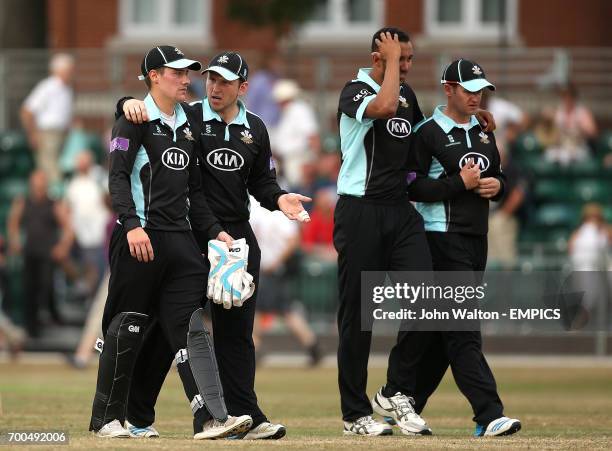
[1,362,611,449]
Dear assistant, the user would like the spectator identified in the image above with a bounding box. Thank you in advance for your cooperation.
[7,170,74,338]
[533,107,560,150]
[487,123,528,268]
[271,79,320,188]
[20,53,75,183]
[246,54,283,128]
[302,187,337,262]
[0,233,25,357]
[250,200,321,366]
[567,203,611,329]
[65,151,110,297]
[482,91,529,142]
[545,83,598,165]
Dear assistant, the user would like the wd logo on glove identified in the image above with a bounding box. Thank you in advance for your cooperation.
[207,238,255,309]
[128,325,140,333]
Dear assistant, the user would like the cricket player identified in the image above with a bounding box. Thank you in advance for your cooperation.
[335,28,497,437]
[116,51,310,440]
[89,45,252,439]
[405,59,521,437]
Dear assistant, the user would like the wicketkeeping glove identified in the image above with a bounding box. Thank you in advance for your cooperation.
[207,239,255,309]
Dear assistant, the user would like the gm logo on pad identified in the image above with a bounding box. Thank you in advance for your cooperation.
[128,325,140,333]
[386,118,412,138]
[162,147,189,170]
[460,152,490,171]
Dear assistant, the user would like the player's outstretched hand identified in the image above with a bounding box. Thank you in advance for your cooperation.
[124,99,149,123]
[475,177,501,198]
[278,193,312,222]
[127,227,154,262]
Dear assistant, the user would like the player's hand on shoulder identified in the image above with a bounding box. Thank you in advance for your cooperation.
[126,227,154,262]
[124,99,148,124]
[476,109,496,132]
[460,158,481,190]
[278,193,312,222]
[373,31,401,62]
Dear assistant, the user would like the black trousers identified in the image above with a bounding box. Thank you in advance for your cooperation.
[127,220,268,427]
[388,232,504,426]
[23,254,58,337]
[99,225,213,422]
[333,195,433,421]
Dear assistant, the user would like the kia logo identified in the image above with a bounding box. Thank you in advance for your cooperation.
[162,147,189,170]
[459,152,490,171]
[207,148,244,171]
[386,118,412,138]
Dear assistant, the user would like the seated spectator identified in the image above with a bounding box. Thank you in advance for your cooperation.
[482,91,529,141]
[533,107,560,150]
[544,83,598,165]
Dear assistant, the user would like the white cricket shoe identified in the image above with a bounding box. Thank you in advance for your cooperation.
[194,415,253,440]
[343,415,393,436]
[474,416,521,437]
[243,421,287,440]
[372,389,432,435]
[125,420,160,438]
[95,419,130,438]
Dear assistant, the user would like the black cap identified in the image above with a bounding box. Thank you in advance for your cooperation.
[138,45,202,80]
[202,51,249,82]
[441,59,495,92]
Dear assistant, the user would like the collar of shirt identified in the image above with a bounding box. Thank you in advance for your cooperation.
[144,93,188,141]
[355,68,381,94]
[432,105,480,148]
[202,98,250,141]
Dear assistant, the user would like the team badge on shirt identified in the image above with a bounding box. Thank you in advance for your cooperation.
[479,131,490,144]
[183,127,194,141]
[240,130,253,144]
[399,95,409,108]
[110,137,129,152]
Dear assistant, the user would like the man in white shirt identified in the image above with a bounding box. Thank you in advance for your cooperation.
[271,80,320,188]
[65,151,110,296]
[21,53,75,183]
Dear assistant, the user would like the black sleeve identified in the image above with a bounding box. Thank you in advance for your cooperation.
[247,121,287,211]
[407,128,465,202]
[115,96,136,120]
[187,140,223,249]
[108,117,145,232]
[489,134,506,202]
[338,82,377,123]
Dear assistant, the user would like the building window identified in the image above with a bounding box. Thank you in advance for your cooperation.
[119,0,210,38]
[425,0,517,41]
[299,0,384,42]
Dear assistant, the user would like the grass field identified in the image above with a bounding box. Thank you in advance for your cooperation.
[1,360,612,450]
